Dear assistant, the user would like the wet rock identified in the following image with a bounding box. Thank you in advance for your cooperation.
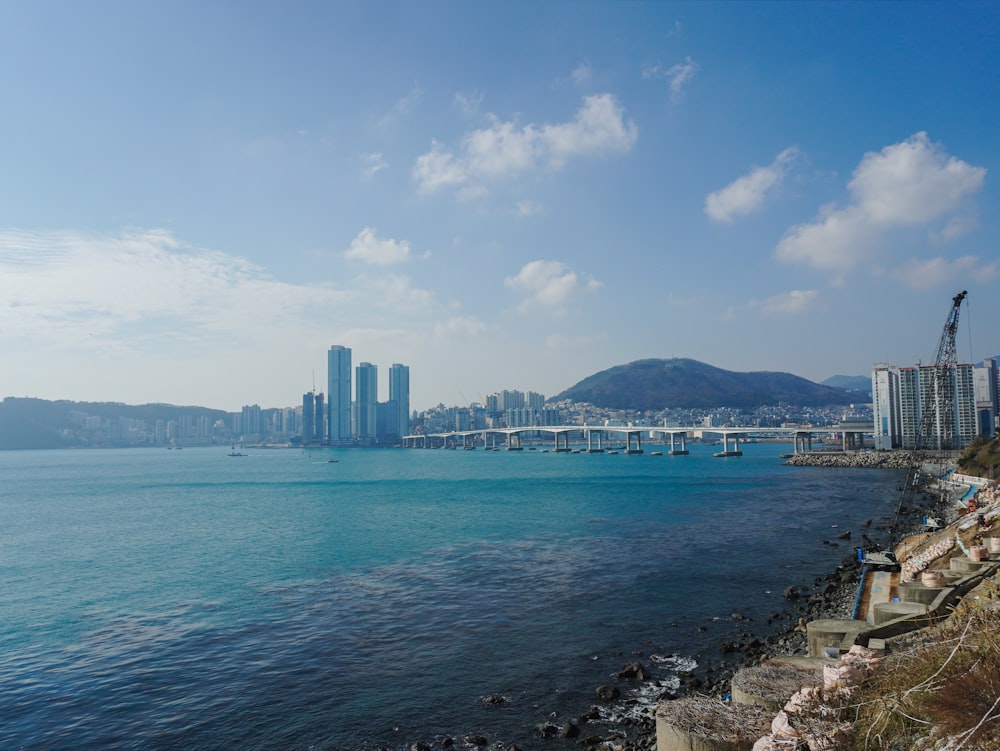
[578,706,601,722]
[561,722,580,739]
[464,735,487,747]
[480,693,506,706]
[595,684,620,701]
[536,723,559,738]
[783,585,800,600]
[616,661,650,681]
[411,743,431,751]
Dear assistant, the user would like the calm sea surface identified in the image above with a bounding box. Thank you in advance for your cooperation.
[0,444,902,750]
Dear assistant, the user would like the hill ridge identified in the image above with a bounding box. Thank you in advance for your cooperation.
[552,358,855,410]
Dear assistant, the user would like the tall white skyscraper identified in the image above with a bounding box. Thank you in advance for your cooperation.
[327,345,352,444]
[871,361,986,450]
[355,362,377,441]
[389,363,410,438]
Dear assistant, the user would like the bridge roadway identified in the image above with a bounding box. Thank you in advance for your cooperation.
[402,422,873,456]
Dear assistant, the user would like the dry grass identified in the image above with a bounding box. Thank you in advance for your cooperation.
[847,581,1000,750]
[655,694,772,743]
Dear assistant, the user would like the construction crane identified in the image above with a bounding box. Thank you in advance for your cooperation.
[890,289,968,539]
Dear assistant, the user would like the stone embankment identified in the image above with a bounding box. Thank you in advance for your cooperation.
[783,451,913,469]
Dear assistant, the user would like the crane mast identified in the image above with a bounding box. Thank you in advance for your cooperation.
[891,290,968,537]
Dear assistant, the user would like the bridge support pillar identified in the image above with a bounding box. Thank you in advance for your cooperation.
[668,431,689,455]
[625,430,643,454]
[714,433,742,457]
[587,429,604,453]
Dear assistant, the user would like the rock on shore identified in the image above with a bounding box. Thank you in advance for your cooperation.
[783,451,914,469]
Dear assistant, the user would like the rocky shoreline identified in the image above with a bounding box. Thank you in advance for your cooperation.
[395,454,941,751]
[524,456,936,751]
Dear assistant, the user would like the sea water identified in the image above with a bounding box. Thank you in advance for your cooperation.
[0,444,902,750]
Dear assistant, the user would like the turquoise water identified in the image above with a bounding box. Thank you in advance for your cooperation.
[0,444,902,750]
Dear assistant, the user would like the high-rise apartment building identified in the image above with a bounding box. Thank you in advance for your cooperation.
[301,391,325,445]
[355,362,377,441]
[871,361,994,450]
[389,363,410,439]
[327,345,352,445]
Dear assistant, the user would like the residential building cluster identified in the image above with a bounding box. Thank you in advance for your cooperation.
[51,349,1000,451]
[296,345,410,446]
[872,358,999,451]
[415,389,560,435]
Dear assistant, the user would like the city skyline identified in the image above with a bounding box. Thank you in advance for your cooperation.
[0,2,997,413]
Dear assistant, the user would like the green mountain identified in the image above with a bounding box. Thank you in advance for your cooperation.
[822,374,872,393]
[552,358,855,410]
[0,397,232,449]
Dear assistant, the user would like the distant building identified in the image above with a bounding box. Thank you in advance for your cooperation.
[389,363,410,439]
[376,400,399,443]
[871,360,995,450]
[327,345,352,445]
[301,391,324,445]
[355,362,377,442]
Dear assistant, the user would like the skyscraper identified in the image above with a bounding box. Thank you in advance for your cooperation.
[355,362,377,441]
[327,345,352,445]
[389,363,410,439]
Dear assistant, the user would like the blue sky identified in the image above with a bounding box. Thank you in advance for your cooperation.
[1,1,997,412]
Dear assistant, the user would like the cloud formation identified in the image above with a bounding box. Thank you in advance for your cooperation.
[361,152,388,180]
[643,57,699,101]
[504,260,602,314]
[413,94,638,195]
[888,256,997,290]
[775,133,986,282]
[343,228,412,266]
[752,289,820,316]
[705,147,798,222]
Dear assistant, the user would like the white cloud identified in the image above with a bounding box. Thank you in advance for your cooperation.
[776,133,986,281]
[643,57,699,101]
[454,90,484,118]
[368,273,436,311]
[343,227,411,266]
[0,229,350,352]
[889,256,997,290]
[516,200,542,217]
[413,94,637,196]
[571,60,592,86]
[433,315,489,338]
[504,260,602,314]
[361,152,387,180]
[848,132,985,226]
[0,228,458,408]
[751,289,819,316]
[705,147,798,222]
[377,85,424,129]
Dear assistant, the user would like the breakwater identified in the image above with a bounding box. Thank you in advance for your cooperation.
[784,451,914,469]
